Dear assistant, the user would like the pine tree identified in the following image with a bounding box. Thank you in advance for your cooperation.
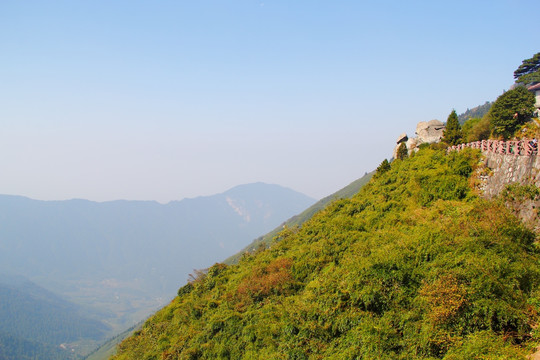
[443,109,462,145]
[490,86,536,138]
[514,52,540,86]
[396,143,408,160]
[375,159,391,176]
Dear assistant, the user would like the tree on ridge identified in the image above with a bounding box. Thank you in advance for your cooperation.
[514,52,540,86]
[443,109,462,145]
[489,86,535,138]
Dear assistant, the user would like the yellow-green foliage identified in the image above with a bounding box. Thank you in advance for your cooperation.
[517,120,540,140]
[112,148,540,360]
[462,116,491,142]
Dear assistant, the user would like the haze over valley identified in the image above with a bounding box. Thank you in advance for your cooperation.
[0,183,314,353]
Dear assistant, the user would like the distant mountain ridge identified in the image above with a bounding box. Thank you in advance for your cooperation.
[458,101,492,124]
[0,183,315,333]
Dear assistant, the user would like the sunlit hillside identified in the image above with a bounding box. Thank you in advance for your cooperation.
[111,148,540,359]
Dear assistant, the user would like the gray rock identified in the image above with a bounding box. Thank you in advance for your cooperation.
[392,120,445,159]
[396,133,408,144]
[415,120,445,144]
[406,137,418,151]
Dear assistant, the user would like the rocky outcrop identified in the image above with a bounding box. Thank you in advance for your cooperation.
[392,120,445,158]
[396,133,408,144]
[415,120,445,144]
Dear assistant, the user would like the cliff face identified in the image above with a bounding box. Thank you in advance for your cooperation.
[480,151,540,230]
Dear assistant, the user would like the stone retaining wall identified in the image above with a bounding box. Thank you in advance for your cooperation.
[449,139,540,230]
[481,152,540,199]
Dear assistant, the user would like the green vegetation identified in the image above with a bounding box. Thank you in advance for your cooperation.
[514,52,540,86]
[375,159,391,177]
[0,331,72,360]
[0,275,110,359]
[0,284,109,345]
[461,117,491,142]
[501,183,540,203]
[457,53,540,142]
[459,88,536,142]
[111,148,540,359]
[457,102,492,124]
[84,323,143,360]
[225,172,374,264]
[442,110,462,145]
[396,142,408,160]
[489,86,536,138]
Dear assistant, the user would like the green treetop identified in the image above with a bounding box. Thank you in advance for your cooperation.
[443,109,462,145]
[396,142,408,160]
[375,158,391,177]
[489,86,536,138]
[514,52,540,86]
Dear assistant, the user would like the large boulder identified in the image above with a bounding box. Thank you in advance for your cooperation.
[396,133,408,144]
[392,120,445,159]
[406,137,418,151]
[416,120,445,144]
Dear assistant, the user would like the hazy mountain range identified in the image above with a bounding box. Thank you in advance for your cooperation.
[0,183,315,336]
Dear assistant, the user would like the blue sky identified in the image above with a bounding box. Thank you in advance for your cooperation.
[1,1,538,202]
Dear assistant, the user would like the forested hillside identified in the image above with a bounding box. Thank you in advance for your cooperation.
[0,331,70,360]
[457,102,492,124]
[0,275,110,360]
[111,148,540,359]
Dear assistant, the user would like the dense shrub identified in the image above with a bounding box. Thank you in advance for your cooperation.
[462,116,491,142]
[490,86,536,138]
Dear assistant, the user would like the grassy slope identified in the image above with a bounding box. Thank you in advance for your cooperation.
[84,323,142,360]
[92,174,373,359]
[225,172,374,264]
[111,148,540,359]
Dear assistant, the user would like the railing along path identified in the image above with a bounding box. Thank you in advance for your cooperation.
[448,139,538,156]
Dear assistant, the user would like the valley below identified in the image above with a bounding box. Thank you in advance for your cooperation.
[0,183,315,358]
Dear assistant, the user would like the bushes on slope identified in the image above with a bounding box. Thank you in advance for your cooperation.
[112,148,540,360]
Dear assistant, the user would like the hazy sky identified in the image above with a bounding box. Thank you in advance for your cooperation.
[1,1,538,203]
